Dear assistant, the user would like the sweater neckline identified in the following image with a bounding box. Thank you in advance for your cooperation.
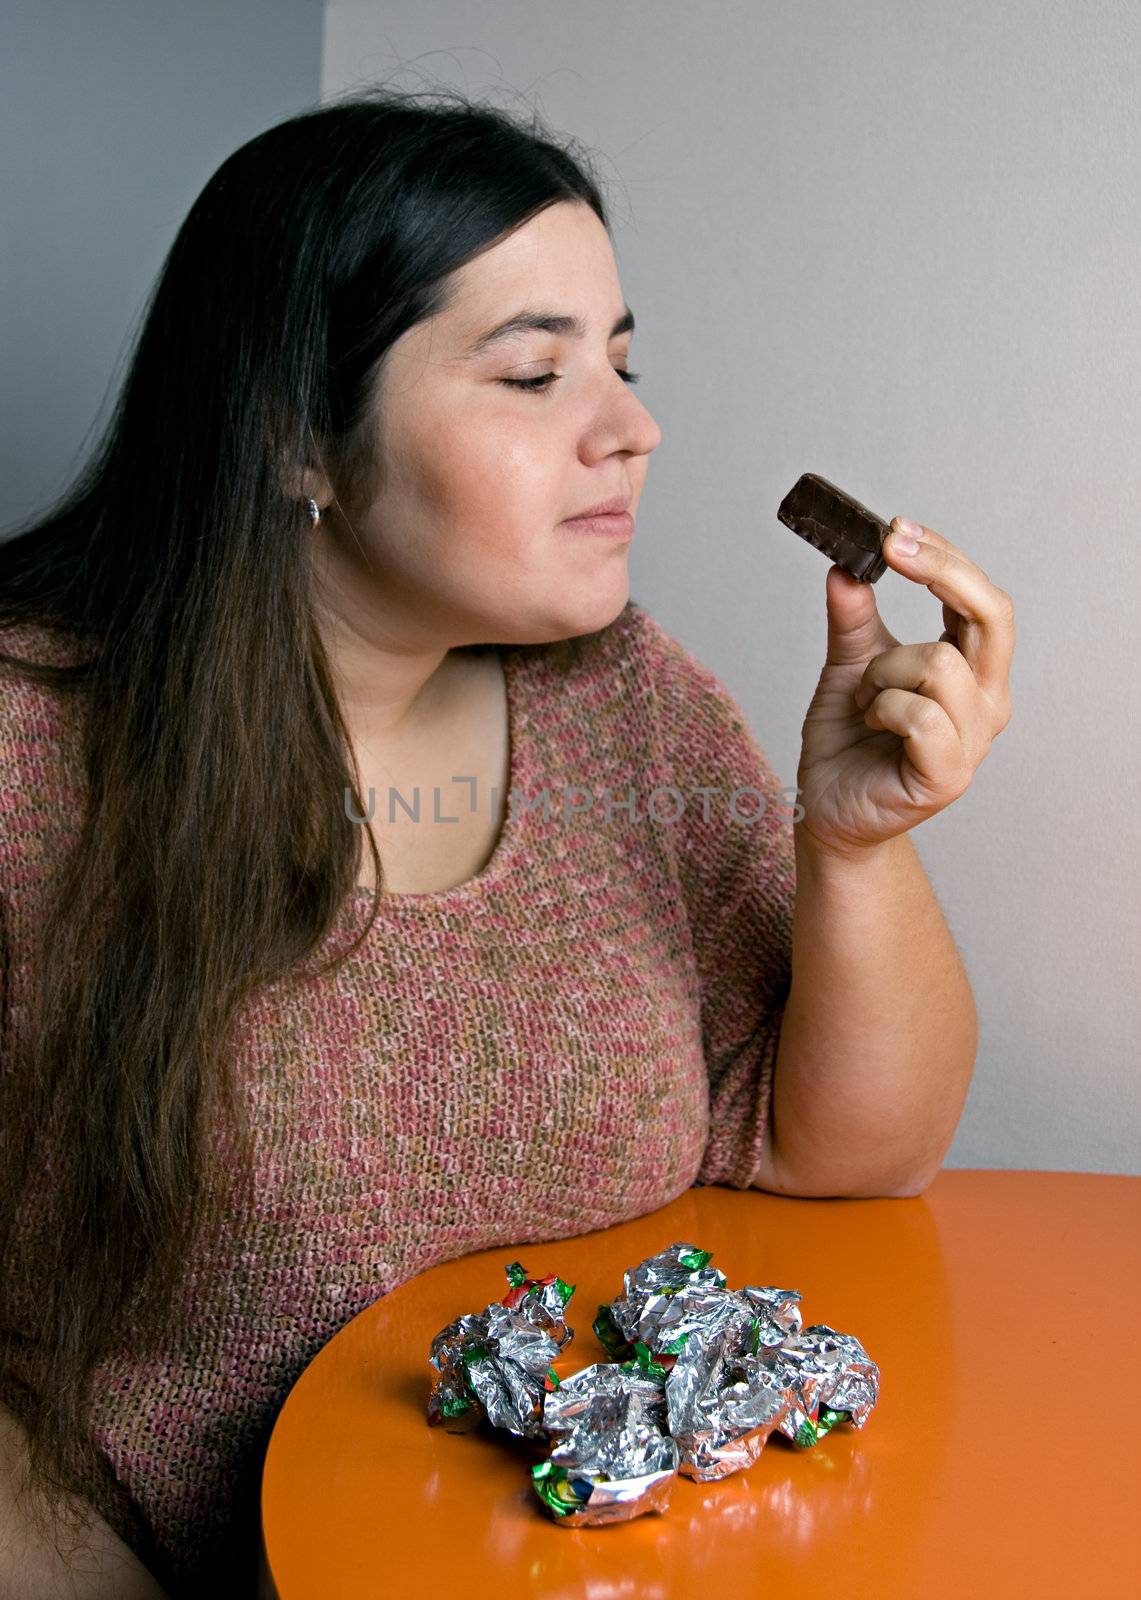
[347,643,529,910]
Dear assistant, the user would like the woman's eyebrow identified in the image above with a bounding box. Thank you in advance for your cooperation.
[463,305,635,358]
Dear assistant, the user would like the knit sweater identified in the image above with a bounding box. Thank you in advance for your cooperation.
[0,598,796,1596]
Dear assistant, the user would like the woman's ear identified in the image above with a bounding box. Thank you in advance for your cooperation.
[289,466,333,507]
[269,415,335,507]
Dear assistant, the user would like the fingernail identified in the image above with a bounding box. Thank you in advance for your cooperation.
[891,519,921,555]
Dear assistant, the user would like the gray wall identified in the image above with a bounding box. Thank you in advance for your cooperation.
[4,3,1137,1174]
[1,0,324,527]
[322,0,1140,1174]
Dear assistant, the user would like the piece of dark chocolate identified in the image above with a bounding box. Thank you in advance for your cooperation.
[776,473,889,583]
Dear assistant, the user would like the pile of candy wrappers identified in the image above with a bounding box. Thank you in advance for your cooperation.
[426,1241,880,1526]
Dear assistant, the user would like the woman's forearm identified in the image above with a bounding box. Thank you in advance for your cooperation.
[765,827,978,1198]
[0,1400,170,1600]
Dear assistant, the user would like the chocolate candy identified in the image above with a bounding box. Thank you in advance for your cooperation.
[777,472,889,583]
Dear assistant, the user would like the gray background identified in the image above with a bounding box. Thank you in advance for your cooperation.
[0,0,323,520]
[4,2,1138,1173]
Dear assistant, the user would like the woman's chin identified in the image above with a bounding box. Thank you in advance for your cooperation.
[554,576,631,640]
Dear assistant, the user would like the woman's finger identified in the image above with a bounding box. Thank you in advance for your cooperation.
[856,640,988,760]
[862,685,969,802]
[883,520,1015,713]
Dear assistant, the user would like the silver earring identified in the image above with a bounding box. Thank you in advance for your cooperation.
[306,497,321,526]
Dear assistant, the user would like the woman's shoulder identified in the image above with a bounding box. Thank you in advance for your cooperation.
[0,621,93,801]
[0,613,89,685]
[0,619,97,705]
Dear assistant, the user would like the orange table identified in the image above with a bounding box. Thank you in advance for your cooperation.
[260,1171,1140,1599]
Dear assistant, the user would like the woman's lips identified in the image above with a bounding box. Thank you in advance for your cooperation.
[558,510,635,538]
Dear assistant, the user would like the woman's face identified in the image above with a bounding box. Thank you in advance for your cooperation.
[313,199,661,650]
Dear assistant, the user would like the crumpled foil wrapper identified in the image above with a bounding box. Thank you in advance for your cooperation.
[532,1362,679,1524]
[593,1244,803,1365]
[664,1341,792,1480]
[426,1241,880,1524]
[426,1261,575,1439]
[590,1242,807,1480]
[762,1323,880,1448]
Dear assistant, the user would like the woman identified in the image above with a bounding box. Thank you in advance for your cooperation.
[0,88,1013,1596]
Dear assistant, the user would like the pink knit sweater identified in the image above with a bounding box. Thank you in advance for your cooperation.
[0,599,796,1595]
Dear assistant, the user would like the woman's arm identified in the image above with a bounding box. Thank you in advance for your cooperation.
[0,1400,171,1600]
[758,516,1012,1197]
[758,828,978,1198]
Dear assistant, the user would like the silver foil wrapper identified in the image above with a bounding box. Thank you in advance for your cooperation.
[532,1362,679,1525]
[428,1244,880,1525]
[592,1243,810,1480]
[762,1323,881,1448]
[666,1342,793,1481]
[541,1359,670,1438]
[592,1242,727,1359]
[427,1262,575,1439]
[594,1242,803,1364]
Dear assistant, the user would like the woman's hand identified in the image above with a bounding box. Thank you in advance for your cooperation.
[794,517,1015,862]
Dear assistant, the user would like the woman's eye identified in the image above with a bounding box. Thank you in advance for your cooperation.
[498,370,641,394]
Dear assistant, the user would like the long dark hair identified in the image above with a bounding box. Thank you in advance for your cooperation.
[0,84,610,1545]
